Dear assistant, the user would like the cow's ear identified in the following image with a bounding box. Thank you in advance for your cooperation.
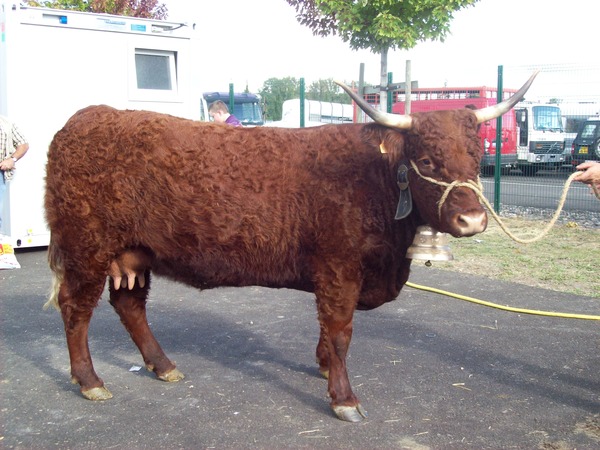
[361,125,405,164]
[464,104,482,132]
[382,131,405,167]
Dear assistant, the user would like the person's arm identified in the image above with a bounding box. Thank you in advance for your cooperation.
[0,142,29,171]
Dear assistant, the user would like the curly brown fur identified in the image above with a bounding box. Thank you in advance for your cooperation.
[44,105,487,420]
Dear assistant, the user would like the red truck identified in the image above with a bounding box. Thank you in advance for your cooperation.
[361,86,519,175]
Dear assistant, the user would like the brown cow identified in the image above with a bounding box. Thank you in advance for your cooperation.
[44,73,537,422]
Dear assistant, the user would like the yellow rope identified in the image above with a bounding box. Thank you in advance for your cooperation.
[405,281,600,321]
[409,161,597,244]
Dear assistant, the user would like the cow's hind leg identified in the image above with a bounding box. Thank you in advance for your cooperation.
[108,255,183,383]
[58,274,113,401]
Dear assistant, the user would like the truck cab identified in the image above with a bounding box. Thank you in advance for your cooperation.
[515,103,565,175]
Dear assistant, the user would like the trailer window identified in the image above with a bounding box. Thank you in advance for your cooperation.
[135,49,176,91]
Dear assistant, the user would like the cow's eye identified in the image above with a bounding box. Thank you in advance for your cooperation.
[418,158,432,167]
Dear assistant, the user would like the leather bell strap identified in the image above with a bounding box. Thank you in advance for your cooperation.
[395,164,412,220]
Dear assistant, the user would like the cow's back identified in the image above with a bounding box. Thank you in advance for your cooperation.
[46,106,401,292]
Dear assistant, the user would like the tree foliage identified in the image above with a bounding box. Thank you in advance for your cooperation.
[286,0,478,53]
[286,0,479,108]
[25,0,168,19]
[259,77,351,121]
[307,79,349,103]
[259,77,300,121]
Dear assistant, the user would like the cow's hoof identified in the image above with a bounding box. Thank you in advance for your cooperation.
[333,404,368,422]
[81,386,113,401]
[157,368,185,382]
[319,368,329,379]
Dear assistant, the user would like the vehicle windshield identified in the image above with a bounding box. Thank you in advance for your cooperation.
[579,122,599,139]
[234,102,264,126]
[532,106,563,131]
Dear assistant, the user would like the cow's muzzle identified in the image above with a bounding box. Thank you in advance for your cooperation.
[452,210,488,237]
[409,160,487,237]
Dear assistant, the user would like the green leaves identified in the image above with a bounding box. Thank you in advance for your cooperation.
[286,0,479,52]
[25,0,168,19]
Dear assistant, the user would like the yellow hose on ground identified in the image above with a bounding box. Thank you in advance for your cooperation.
[405,281,600,321]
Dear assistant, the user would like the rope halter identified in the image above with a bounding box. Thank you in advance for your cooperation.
[408,160,483,219]
[408,160,595,244]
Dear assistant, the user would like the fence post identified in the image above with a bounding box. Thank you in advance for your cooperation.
[300,77,305,128]
[405,60,412,114]
[387,72,393,113]
[494,65,503,213]
[228,83,234,114]
[357,63,365,123]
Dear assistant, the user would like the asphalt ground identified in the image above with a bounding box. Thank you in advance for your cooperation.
[1,249,599,449]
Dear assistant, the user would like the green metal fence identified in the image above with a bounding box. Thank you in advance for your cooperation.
[493,64,599,217]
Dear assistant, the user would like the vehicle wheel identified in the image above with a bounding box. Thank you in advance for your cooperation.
[594,139,600,158]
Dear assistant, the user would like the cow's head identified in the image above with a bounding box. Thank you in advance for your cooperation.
[337,72,538,237]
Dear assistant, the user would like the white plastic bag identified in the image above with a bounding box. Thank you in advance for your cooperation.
[0,241,21,269]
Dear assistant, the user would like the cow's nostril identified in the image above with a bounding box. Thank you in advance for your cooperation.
[455,212,487,236]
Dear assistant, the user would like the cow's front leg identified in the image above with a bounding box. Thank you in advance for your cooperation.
[315,279,367,422]
[109,271,184,383]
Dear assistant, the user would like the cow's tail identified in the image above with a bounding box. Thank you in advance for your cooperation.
[44,236,63,312]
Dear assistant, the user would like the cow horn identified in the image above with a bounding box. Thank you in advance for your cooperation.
[473,70,540,124]
[335,81,413,130]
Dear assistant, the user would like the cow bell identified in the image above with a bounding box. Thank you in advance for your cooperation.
[406,225,454,266]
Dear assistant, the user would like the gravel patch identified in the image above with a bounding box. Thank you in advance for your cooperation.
[498,205,600,229]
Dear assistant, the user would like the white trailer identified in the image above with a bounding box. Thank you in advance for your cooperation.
[266,99,353,128]
[0,4,207,247]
